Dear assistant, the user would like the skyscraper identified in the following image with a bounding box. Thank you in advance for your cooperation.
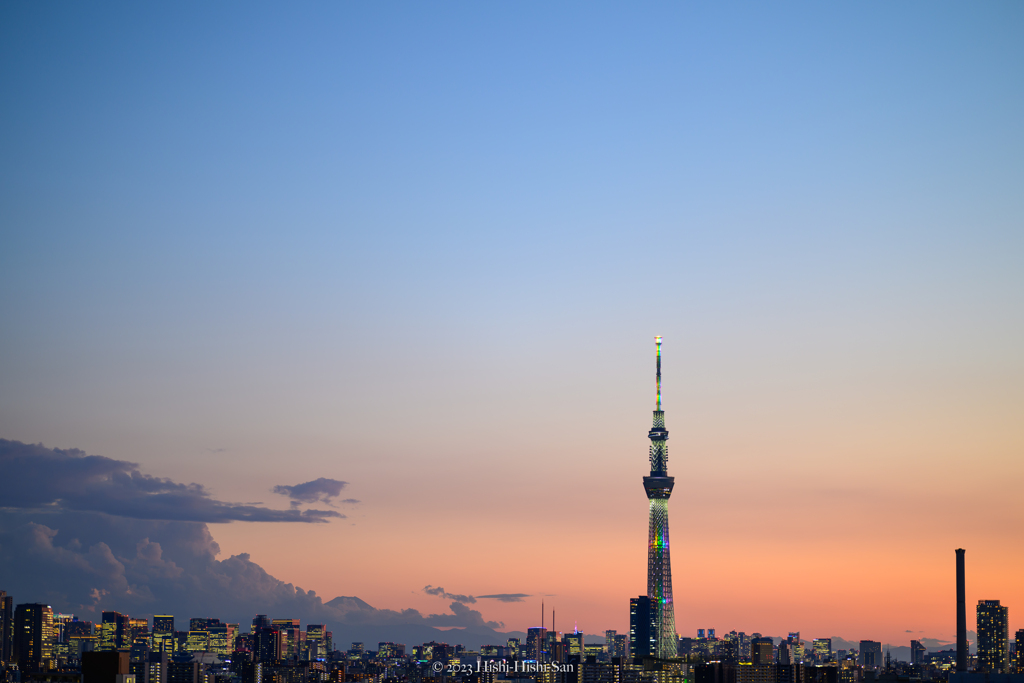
[0,590,13,664]
[152,616,174,655]
[526,627,547,662]
[977,600,1009,673]
[629,597,655,662]
[100,612,129,651]
[911,641,926,666]
[751,638,774,666]
[13,603,54,672]
[859,641,882,669]
[643,336,678,659]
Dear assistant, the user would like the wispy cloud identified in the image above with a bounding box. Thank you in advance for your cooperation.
[423,585,476,604]
[477,593,531,603]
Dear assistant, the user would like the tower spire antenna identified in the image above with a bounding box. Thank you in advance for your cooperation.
[643,335,677,659]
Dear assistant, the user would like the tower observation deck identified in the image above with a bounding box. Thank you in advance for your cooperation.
[644,336,677,659]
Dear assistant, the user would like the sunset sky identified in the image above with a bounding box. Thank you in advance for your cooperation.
[1,2,1022,649]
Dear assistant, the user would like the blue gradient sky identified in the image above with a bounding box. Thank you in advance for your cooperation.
[2,2,1023,643]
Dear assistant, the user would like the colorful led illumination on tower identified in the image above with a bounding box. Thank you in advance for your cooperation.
[642,336,678,659]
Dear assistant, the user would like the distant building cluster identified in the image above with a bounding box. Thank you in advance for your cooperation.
[1,588,1022,683]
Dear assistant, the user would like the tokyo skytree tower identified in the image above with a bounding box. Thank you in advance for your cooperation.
[643,336,678,659]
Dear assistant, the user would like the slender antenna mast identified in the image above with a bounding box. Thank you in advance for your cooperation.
[656,336,662,410]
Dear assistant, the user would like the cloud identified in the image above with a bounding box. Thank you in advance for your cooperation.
[424,585,477,604]
[0,439,340,524]
[477,593,531,603]
[0,439,512,648]
[0,509,512,647]
[273,478,348,505]
[426,602,503,630]
[340,499,360,505]
[301,509,344,520]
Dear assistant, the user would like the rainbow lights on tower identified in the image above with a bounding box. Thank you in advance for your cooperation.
[643,336,678,659]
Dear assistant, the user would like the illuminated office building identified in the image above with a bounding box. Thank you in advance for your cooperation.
[642,337,678,659]
[788,633,803,663]
[152,616,174,655]
[565,631,583,660]
[272,619,302,660]
[977,600,1009,673]
[185,631,209,653]
[911,641,926,666]
[100,612,130,651]
[307,625,327,660]
[526,627,547,661]
[605,631,627,660]
[13,603,54,672]
[813,639,831,663]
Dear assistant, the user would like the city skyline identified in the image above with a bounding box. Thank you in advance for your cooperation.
[2,1,1023,651]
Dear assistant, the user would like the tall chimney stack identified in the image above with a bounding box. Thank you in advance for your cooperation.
[956,548,967,672]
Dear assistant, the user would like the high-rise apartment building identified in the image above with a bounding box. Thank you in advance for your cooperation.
[812,639,831,663]
[254,626,280,663]
[13,603,54,672]
[977,600,1009,673]
[146,651,169,683]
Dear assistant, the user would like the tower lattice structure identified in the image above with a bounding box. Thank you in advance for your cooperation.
[643,336,678,659]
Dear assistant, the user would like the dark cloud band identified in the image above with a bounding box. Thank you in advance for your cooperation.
[0,439,343,524]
